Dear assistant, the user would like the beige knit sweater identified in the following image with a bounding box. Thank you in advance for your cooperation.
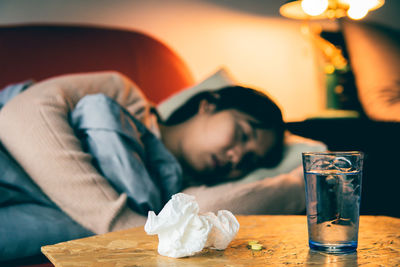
[0,71,149,234]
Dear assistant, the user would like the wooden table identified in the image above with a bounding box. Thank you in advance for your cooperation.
[42,215,400,266]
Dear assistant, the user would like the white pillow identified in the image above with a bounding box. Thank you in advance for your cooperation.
[157,67,236,121]
[234,133,326,184]
[157,68,327,182]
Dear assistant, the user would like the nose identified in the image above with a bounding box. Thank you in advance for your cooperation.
[226,144,244,167]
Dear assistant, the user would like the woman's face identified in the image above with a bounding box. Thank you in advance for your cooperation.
[177,100,276,184]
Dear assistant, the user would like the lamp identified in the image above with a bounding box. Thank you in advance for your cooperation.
[280,0,385,118]
[280,0,385,20]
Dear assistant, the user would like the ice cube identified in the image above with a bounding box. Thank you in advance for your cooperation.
[332,157,352,172]
[310,159,332,171]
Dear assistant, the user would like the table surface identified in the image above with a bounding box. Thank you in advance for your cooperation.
[42,215,400,266]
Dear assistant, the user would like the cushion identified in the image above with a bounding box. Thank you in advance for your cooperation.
[157,67,327,184]
[157,67,236,121]
[234,133,326,184]
[342,20,400,121]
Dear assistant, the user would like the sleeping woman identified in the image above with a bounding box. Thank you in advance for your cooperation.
[0,71,304,261]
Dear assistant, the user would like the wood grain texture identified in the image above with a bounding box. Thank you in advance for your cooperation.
[42,215,400,266]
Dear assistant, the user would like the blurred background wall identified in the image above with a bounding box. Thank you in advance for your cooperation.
[0,0,398,121]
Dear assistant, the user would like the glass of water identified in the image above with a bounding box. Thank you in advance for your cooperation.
[302,151,364,254]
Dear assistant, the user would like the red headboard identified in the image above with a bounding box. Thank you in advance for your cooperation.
[0,24,194,104]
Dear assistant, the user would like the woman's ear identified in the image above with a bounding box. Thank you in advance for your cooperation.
[198,99,216,114]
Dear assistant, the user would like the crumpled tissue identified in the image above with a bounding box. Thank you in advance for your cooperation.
[144,193,240,258]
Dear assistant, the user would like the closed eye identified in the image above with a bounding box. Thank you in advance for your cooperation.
[235,120,251,143]
[241,128,249,143]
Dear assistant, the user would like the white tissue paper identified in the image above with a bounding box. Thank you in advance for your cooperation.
[144,193,240,258]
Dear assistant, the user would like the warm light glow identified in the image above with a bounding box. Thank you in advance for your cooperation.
[364,0,385,10]
[301,0,329,16]
[324,64,335,74]
[337,0,351,5]
[279,0,384,20]
[347,7,368,20]
[347,0,369,20]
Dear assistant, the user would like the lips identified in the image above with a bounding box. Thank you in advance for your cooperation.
[211,154,231,172]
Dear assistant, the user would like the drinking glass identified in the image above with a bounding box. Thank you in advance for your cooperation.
[302,151,364,254]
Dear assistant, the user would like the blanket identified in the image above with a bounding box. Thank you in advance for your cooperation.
[0,83,183,261]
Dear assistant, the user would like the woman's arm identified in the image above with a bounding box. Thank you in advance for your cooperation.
[0,71,149,234]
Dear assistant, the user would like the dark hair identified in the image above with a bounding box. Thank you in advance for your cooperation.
[165,86,286,168]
